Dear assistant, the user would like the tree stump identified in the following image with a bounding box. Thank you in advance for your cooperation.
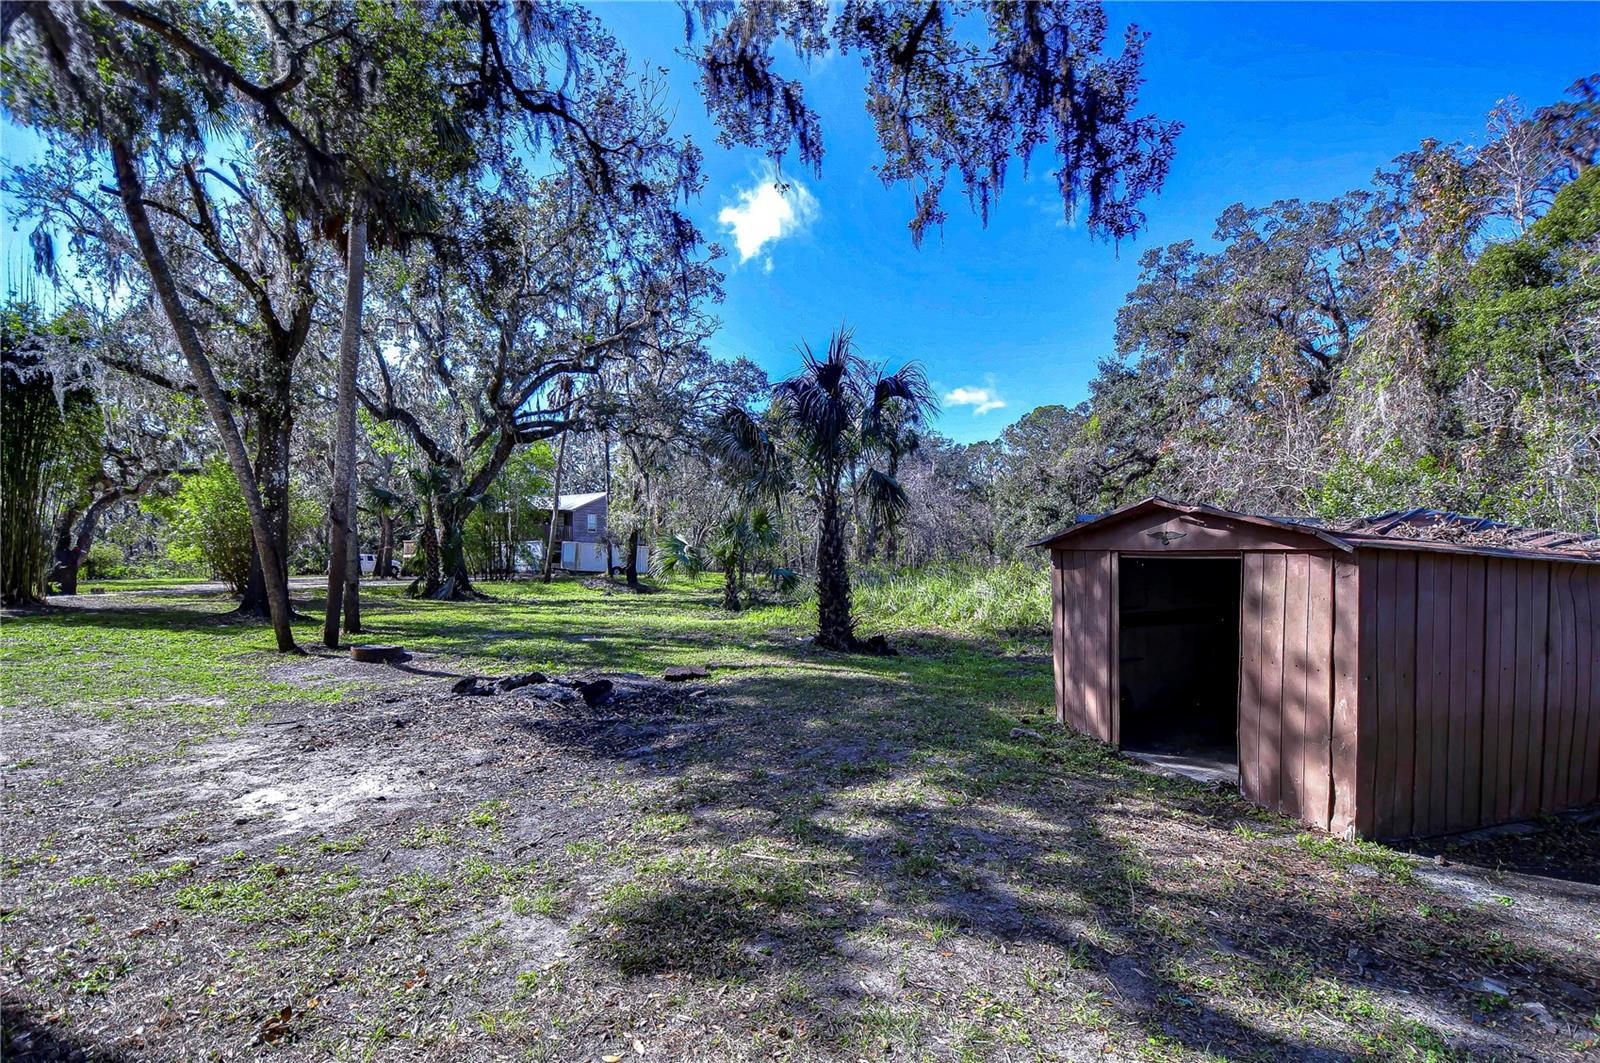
[351,644,407,664]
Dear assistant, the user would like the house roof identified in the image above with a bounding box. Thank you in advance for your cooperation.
[528,491,607,512]
[1033,496,1600,565]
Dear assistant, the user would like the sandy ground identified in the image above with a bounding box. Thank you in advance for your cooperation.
[3,636,1597,1061]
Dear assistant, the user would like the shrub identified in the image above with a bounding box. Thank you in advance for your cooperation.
[82,541,127,580]
[146,460,320,594]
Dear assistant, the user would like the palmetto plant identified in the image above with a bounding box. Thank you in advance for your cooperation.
[726,327,933,650]
[653,532,707,578]
[406,465,447,597]
[654,508,781,612]
[712,507,781,611]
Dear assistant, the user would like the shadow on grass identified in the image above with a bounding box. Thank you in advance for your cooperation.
[1,1002,126,1062]
[546,641,1596,1060]
[13,586,1595,1058]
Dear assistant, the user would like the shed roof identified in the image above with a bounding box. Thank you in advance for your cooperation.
[1034,496,1600,565]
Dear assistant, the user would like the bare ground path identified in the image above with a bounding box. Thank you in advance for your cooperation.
[2,582,1596,1061]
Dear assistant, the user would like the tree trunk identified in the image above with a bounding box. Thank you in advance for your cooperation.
[882,451,900,568]
[240,395,293,618]
[626,526,640,590]
[110,139,298,652]
[603,430,613,572]
[862,496,880,565]
[324,199,368,647]
[543,428,568,584]
[343,467,362,632]
[431,500,484,600]
[814,481,854,649]
[377,513,393,580]
[420,496,441,595]
[49,500,84,594]
[721,556,741,612]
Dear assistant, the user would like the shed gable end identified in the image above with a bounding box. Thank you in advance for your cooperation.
[1048,506,1336,554]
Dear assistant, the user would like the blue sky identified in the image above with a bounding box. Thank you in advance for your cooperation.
[2,3,1592,444]
[594,1,1596,443]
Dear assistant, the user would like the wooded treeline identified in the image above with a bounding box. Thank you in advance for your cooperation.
[1,0,1178,649]
[1,4,1593,651]
[886,86,1600,564]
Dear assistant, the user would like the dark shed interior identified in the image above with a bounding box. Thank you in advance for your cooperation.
[1117,557,1241,775]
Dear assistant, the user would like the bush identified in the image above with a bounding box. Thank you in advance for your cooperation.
[146,460,320,594]
[292,542,329,577]
[82,541,127,580]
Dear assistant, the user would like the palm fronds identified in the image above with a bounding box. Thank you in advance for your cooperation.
[654,532,706,575]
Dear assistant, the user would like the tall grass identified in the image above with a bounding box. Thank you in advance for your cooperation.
[835,561,1051,637]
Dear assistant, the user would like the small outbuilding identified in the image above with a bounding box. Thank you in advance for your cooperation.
[1035,497,1600,839]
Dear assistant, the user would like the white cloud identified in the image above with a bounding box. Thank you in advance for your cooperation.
[944,385,1006,416]
[718,170,818,265]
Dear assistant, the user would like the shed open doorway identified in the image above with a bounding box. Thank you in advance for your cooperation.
[1118,556,1241,785]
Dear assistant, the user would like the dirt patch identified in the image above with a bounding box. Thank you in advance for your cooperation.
[4,636,1597,1062]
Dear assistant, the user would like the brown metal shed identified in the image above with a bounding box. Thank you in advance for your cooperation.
[1036,497,1600,839]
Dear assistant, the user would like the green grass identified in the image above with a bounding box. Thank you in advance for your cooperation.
[2,569,1568,1063]
[816,561,1051,637]
[0,573,802,726]
[2,568,1049,729]
[0,595,353,725]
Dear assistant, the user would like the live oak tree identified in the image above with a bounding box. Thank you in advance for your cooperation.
[684,0,1181,243]
[2,1,671,647]
[48,365,203,595]
[2,2,381,649]
[582,337,765,592]
[359,152,710,599]
[964,84,1599,548]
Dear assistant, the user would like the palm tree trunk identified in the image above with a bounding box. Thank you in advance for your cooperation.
[324,199,367,647]
[343,467,362,632]
[721,558,740,611]
[626,526,641,590]
[111,139,297,652]
[420,496,441,595]
[814,480,854,649]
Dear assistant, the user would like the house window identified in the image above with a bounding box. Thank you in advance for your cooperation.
[586,514,598,533]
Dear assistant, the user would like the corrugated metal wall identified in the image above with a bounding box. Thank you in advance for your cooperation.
[1357,552,1599,838]
[1052,550,1116,743]
[1238,551,1355,832]
[1050,544,1597,839]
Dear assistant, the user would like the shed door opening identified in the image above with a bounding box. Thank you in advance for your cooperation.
[1118,556,1241,783]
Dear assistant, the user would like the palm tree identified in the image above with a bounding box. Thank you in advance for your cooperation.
[366,484,404,580]
[407,465,446,597]
[749,327,934,651]
[713,507,784,611]
[864,407,923,566]
[654,509,780,612]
